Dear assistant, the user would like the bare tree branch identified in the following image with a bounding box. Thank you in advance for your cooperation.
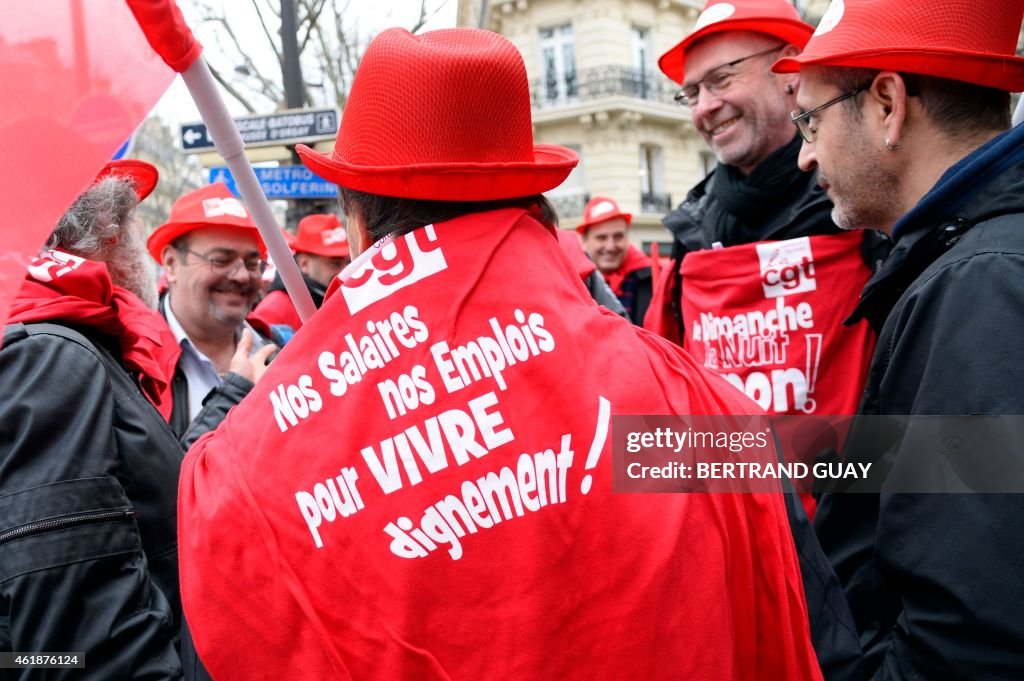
[312,18,344,106]
[207,63,259,113]
[250,0,285,72]
[298,0,330,53]
[205,15,282,106]
[193,0,447,112]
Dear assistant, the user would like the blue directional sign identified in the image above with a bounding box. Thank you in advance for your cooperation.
[182,107,338,153]
[209,165,336,199]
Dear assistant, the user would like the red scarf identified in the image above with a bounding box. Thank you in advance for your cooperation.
[179,209,821,681]
[7,250,181,420]
[602,242,651,296]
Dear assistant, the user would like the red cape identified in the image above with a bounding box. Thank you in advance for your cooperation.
[179,209,822,680]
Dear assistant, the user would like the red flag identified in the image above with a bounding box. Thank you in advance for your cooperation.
[0,0,199,333]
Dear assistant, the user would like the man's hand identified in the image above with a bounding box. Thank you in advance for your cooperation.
[228,328,277,383]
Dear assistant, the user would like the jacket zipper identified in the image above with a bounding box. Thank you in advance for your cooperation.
[0,508,134,546]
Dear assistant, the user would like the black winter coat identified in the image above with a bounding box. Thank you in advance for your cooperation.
[816,139,1024,680]
[0,323,183,680]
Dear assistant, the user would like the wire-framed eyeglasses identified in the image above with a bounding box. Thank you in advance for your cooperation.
[790,86,870,143]
[179,248,267,277]
[674,45,784,108]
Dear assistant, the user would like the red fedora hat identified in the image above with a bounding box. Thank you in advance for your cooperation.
[576,196,633,234]
[288,213,349,258]
[658,0,814,85]
[95,159,159,200]
[147,182,266,263]
[773,0,1024,92]
[297,28,578,201]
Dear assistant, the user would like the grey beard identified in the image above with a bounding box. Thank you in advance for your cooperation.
[107,232,159,309]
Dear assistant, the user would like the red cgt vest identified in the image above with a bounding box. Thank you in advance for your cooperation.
[679,232,875,418]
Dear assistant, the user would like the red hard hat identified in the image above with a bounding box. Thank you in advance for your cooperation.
[147,183,265,263]
[287,213,349,258]
[658,0,814,85]
[773,0,1024,92]
[576,196,633,234]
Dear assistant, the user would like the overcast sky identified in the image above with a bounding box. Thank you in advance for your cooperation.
[152,0,457,129]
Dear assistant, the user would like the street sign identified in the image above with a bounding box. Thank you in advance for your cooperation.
[181,107,339,153]
[208,165,337,199]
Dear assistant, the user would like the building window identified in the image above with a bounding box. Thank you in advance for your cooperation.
[539,24,577,104]
[640,144,671,213]
[631,26,655,100]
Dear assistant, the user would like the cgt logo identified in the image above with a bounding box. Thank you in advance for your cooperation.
[339,224,447,314]
[756,237,817,298]
[27,250,86,282]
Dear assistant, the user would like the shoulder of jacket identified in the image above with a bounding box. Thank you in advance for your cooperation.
[4,322,104,357]
[918,214,1024,282]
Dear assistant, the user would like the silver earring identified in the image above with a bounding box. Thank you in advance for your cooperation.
[885,138,900,150]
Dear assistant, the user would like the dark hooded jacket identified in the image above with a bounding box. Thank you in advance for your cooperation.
[815,123,1024,680]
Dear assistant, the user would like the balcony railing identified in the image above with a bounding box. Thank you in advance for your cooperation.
[547,191,590,218]
[532,66,679,108]
[641,191,673,214]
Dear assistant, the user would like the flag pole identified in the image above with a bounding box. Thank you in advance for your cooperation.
[179,58,317,323]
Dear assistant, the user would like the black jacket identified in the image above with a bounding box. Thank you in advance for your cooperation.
[0,323,183,680]
[815,131,1024,680]
[662,159,838,254]
[170,367,253,451]
[583,269,628,318]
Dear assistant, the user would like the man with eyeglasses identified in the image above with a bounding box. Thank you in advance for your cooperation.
[774,0,1024,678]
[147,182,277,447]
[653,3,884,681]
[647,0,882,342]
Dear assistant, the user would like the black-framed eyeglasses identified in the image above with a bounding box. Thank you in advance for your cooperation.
[791,86,870,143]
[179,248,267,277]
[674,45,784,108]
